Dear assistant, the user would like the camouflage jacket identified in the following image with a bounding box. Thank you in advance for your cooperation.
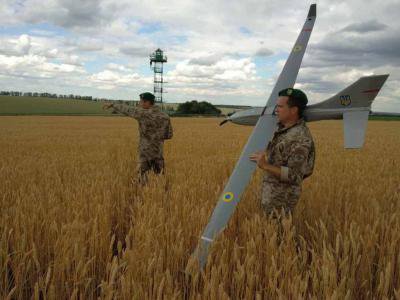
[112,104,173,161]
[262,119,315,210]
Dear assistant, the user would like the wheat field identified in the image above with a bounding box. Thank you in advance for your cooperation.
[0,116,399,299]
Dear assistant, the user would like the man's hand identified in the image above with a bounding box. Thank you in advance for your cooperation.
[249,151,268,170]
[102,103,114,110]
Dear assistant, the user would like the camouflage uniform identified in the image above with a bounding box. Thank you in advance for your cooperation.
[112,104,173,183]
[262,118,315,217]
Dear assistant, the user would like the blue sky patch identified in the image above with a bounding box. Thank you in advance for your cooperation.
[239,26,252,36]
[138,22,163,35]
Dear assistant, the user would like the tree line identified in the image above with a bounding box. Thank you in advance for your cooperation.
[0,91,105,102]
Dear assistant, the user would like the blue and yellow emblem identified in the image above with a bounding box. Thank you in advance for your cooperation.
[222,192,234,203]
[293,45,302,52]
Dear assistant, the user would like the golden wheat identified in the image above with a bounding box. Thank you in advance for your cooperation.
[0,116,399,299]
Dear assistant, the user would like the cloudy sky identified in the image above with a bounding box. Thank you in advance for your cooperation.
[0,0,399,111]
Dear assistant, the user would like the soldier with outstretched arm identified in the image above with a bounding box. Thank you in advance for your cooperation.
[103,92,173,184]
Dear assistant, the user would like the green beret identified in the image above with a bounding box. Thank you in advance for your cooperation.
[278,88,308,106]
[139,92,155,101]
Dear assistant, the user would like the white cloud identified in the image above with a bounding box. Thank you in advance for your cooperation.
[15,35,32,55]
[0,34,31,56]
[0,54,85,79]
[169,57,257,81]
[89,69,151,90]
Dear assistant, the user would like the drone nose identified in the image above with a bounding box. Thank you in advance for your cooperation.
[219,119,230,126]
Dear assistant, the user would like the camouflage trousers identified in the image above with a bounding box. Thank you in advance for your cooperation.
[261,180,301,218]
[137,158,165,184]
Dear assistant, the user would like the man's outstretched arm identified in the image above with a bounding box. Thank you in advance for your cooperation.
[102,102,139,118]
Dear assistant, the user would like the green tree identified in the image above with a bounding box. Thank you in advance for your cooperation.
[176,100,221,115]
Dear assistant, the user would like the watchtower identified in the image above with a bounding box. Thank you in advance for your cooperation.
[149,48,167,104]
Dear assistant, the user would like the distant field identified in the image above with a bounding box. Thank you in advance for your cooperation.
[369,115,400,121]
[0,96,244,116]
[0,96,112,115]
[2,96,398,120]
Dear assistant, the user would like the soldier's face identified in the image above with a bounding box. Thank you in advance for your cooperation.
[275,96,298,123]
[140,99,152,109]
